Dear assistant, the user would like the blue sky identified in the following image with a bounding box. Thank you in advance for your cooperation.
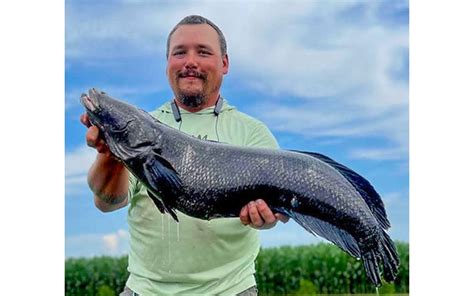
[65,0,409,258]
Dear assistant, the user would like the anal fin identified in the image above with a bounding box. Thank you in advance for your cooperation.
[275,207,361,259]
[146,189,166,214]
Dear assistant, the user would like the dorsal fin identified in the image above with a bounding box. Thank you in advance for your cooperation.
[291,150,391,229]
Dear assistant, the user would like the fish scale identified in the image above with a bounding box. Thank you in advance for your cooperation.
[81,88,400,287]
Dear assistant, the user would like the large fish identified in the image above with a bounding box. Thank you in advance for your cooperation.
[81,88,399,286]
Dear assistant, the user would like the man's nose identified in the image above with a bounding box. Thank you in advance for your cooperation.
[184,52,198,68]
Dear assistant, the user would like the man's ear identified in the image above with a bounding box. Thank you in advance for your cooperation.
[222,54,229,75]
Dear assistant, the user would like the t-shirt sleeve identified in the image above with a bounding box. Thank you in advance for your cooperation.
[246,121,279,149]
[127,170,140,203]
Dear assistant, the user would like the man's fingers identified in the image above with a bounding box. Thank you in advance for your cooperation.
[96,142,110,154]
[255,199,276,224]
[80,113,91,127]
[81,113,111,156]
[86,126,100,148]
[248,201,264,227]
[85,126,107,152]
[241,200,289,228]
[275,213,290,223]
[240,205,250,225]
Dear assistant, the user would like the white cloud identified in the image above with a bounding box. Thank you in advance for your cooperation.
[66,1,185,59]
[65,145,96,196]
[239,11,408,160]
[66,229,130,258]
[103,229,129,253]
[349,147,406,161]
[66,1,408,160]
[66,85,163,111]
[65,145,96,177]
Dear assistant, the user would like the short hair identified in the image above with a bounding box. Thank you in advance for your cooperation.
[166,15,227,58]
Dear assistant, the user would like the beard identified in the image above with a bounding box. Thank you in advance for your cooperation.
[176,91,207,108]
[173,69,210,108]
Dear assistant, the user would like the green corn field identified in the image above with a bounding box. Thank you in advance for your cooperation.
[65,242,408,295]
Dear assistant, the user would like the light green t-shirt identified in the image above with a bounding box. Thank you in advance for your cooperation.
[125,98,279,295]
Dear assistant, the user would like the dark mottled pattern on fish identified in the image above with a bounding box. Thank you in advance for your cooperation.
[80,88,400,287]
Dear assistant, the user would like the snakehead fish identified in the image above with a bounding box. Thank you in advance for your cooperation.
[80,88,399,286]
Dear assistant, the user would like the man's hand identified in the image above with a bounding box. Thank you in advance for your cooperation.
[80,113,111,155]
[80,113,129,212]
[240,199,289,229]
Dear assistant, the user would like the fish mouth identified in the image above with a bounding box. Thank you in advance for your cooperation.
[80,88,101,112]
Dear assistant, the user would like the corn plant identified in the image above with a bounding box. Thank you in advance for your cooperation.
[66,242,409,295]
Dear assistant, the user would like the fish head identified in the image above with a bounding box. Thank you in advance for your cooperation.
[80,88,135,133]
[80,88,159,160]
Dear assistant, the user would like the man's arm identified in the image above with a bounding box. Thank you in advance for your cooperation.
[88,153,129,212]
[81,114,129,212]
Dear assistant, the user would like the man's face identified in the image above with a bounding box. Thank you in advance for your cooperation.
[166,24,229,108]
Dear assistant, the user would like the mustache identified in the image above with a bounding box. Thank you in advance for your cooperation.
[177,70,206,80]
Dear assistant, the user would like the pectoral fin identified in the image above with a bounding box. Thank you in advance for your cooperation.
[146,189,179,222]
[146,189,166,214]
[142,151,182,222]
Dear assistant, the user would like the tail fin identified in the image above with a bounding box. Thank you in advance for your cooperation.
[362,250,382,287]
[380,230,400,282]
[273,207,400,286]
[361,230,400,287]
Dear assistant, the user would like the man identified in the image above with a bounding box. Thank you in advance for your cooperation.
[81,15,288,295]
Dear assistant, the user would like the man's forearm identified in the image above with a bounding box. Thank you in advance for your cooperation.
[88,153,129,211]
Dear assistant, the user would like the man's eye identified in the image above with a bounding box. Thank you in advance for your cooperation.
[199,50,211,55]
[173,51,185,56]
